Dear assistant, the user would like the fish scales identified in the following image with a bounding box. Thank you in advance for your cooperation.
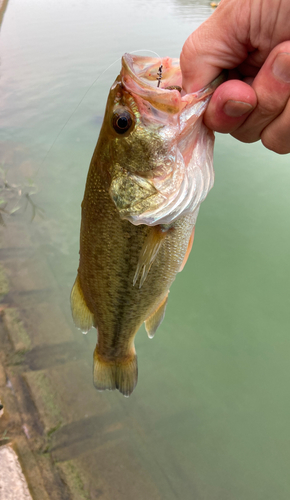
[71,54,224,396]
[79,166,191,351]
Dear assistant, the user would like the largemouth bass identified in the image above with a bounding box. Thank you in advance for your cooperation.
[71,54,223,396]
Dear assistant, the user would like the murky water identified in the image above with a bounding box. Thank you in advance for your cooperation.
[1,0,290,499]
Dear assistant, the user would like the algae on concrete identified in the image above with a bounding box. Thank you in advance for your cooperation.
[57,460,91,500]
[23,370,63,435]
[2,307,31,352]
[0,263,9,300]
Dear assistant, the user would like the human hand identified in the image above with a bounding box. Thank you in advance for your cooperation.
[180,0,290,154]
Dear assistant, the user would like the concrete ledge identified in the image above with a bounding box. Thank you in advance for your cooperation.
[0,444,32,500]
[2,307,31,353]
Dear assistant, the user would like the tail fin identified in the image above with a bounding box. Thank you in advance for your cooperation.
[93,347,138,397]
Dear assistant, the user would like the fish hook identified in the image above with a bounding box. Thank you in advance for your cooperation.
[157,65,163,87]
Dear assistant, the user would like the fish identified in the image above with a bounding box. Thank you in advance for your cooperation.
[71,54,224,396]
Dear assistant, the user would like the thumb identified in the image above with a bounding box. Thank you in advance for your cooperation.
[180,0,249,93]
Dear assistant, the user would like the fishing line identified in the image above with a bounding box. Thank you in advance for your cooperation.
[36,49,162,175]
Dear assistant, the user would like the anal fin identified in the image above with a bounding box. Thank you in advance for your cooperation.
[133,226,167,288]
[145,292,169,339]
[70,275,94,333]
[179,226,195,272]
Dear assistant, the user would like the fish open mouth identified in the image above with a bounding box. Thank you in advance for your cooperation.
[122,53,182,91]
[121,53,185,115]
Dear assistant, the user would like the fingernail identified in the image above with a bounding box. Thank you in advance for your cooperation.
[223,100,253,117]
[272,52,290,83]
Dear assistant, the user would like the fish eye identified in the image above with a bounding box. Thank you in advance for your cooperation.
[112,110,133,134]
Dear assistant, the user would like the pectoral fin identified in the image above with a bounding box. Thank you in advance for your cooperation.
[70,275,94,333]
[179,226,195,272]
[133,226,167,288]
[145,293,169,339]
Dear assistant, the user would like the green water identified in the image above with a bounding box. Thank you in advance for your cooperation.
[1,0,290,499]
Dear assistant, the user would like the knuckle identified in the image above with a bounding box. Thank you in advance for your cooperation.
[256,97,281,118]
[230,129,259,144]
[261,130,290,155]
[255,81,290,117]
